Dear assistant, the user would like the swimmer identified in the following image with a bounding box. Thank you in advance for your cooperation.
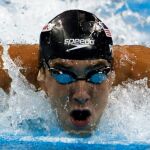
[0,10,150,135]
[37,10,114,135]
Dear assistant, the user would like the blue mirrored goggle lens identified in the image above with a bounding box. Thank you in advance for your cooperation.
[51,72,75,84]
[52,72,107,84]
[50,67,110,85]
[88,72,107,84]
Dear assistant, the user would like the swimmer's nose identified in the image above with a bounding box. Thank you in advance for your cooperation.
[70,81,91,105]
[73,98,89,105]
[72,91,90,105]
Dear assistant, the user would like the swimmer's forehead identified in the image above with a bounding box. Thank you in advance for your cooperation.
[49,59,110,68]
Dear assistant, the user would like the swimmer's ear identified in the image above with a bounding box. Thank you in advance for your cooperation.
[37,68,45,82]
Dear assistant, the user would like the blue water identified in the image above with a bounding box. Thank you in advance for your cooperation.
[0,135,150,150]
[127,0,150,17]
[114,0,150,34]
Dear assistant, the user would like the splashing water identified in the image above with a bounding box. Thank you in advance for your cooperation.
[0,0,149,46]
[0,45,59,135]
[98,78,150,143]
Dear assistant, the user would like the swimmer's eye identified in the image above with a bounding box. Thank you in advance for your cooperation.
[86,67,111,84]
[87,72,107,84]
[50,68,76,84]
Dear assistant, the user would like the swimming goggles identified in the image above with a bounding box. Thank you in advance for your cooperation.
[46,63,111,85]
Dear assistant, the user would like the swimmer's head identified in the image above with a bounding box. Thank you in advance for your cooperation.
[39,9,113,68]
[38,10,114,136]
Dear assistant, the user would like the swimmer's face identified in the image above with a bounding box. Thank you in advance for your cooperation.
[37,59,114,135]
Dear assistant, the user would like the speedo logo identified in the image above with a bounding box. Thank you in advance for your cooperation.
[64,38,95,52]
[64,38,94,45]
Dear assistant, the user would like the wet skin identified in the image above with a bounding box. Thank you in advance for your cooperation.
[37,59,114,135]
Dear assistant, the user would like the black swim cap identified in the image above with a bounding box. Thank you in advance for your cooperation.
[39,10,113,65]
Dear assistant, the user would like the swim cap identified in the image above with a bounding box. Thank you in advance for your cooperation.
[39,10,113,65]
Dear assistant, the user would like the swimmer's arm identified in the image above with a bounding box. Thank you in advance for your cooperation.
[113,45,150,88]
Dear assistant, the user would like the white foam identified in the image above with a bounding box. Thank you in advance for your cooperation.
[0,45,57,134]
[0,0,149,46]
[98,78,150,142]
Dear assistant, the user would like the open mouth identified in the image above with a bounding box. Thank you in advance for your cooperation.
[70,109,91,127]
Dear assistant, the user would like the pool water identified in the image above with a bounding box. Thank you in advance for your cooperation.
[0,135,150,150]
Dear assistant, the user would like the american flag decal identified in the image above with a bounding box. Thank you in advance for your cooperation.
[42,23,55,32]
[98,21,112,37]
[104,29,112,37]
[42,24,48,31]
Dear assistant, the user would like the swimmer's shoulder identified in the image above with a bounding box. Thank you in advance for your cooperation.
[113,45,150,87]
[8,44,40,89]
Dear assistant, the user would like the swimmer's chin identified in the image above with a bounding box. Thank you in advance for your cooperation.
[61,121,97,137]
[65,128,95,137]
